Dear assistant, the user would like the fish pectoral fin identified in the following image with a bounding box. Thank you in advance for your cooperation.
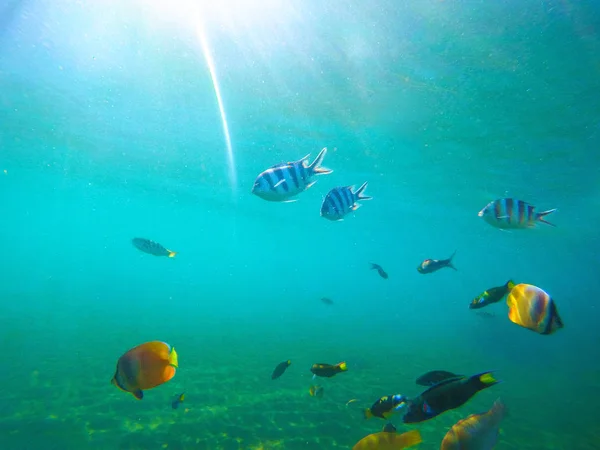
[132,389,143,400]
[305,181,316,189]
[282,199,298,203]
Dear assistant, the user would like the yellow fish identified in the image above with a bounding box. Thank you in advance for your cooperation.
[506,284,563,334]
[441,399,506,449]
[309,385,324,398]
[112,341,178,399]
[353,429,422,450]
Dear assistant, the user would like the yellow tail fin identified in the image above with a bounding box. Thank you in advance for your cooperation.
[168,251,177,258]
[396,429,422,447]
[506,280,515,290]
[480,372,497,384]
[169,347,179,368]
[338,361,348,371]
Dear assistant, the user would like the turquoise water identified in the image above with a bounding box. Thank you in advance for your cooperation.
[1,0,600,449]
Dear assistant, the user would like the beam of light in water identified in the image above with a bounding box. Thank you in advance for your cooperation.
[195,19,237,195]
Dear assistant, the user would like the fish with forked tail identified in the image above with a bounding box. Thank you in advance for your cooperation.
[417,251,457,274]
[403,371,500,423]
[470,280,515,310]
[252,148,332,202]
[478,198,557,229]
[320,182,372,221]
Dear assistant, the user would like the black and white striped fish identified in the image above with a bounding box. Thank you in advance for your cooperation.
[320,182,372,221]
[478,198,557,229]
[251,148,332,202]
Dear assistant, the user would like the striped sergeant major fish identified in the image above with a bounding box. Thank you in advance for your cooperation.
[478,198,557,229]
[320,182,372,221]
[251,148,332,202]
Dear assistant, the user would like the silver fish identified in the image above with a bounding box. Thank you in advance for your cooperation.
[320,182,372,221]
[251,148,332,202]
[478,198,556,229]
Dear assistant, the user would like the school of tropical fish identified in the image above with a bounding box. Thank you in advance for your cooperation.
[122,148,563,449]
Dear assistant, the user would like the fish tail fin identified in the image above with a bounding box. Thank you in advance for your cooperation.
[169,347,179,368]
[338,361,348,372]
[355,182,373,200]
[309,147,332,175]
[470,371,500,390]
[168,251,177,258]
[448,250,457,270]
[536,208,557,227]
[505,280,516,290]
[396,430,423,447]
[364,408,373,419]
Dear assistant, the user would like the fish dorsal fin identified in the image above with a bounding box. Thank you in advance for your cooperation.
[420,376,465,395]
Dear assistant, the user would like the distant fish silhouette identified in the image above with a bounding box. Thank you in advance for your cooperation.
[132,238,176,258]
[171,392,185,409]
[321,297,334,305]
[370,263,388,279]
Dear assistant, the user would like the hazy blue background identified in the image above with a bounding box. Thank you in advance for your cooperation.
[1,0,599,448]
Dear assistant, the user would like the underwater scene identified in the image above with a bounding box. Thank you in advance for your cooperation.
[1,0,600,449]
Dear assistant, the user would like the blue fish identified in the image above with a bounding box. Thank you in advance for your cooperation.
[251,148,332,202]
[320,182,372,221]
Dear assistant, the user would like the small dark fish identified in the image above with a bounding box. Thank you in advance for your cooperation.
[403,371,500,424]
[271,360,291,380]
[171,392,185,409]
[478,198,557,229]
[470,280,515,310]
[320,182,372,221]
[310,361,348,378]
[321,297,334,305]
[364,394,408,420]
[382,423,397,433]
[132,238,176,258]
[370,263,388,279]
[417,250,456,274]
[309,385,324,398]
[416,370,464,387]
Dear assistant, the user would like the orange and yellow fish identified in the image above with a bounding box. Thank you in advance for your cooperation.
[441,399,506,449]
[353,429,422,450]
[111,341,178,400]
[506,284,564,335]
